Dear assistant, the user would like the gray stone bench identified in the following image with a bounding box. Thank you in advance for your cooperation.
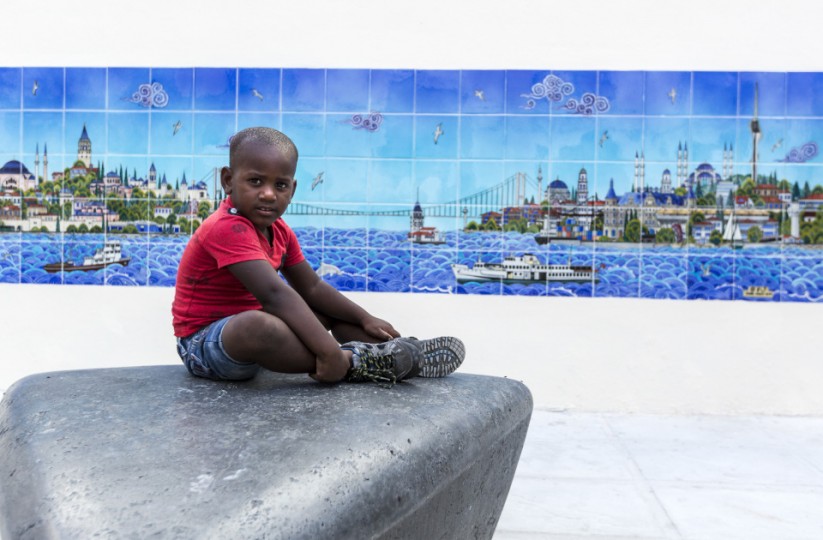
[0,366,532,539]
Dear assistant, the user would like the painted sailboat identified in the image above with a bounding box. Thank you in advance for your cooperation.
[722,210,744,249]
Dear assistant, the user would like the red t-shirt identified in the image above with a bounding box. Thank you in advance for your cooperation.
[172,198,305,337]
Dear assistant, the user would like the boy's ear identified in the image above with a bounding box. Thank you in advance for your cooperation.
[219,166,233,194]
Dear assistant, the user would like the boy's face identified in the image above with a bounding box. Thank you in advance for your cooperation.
[220,142,297,233]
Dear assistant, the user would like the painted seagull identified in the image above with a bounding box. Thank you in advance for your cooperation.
[172,120,182,136]
[311,171,324,190]
[599,130,609,147]
[668,87,677,104]
[474,89,485,101]
[433,123,444,144]
[771,138,783,152]
[252,89,264,101]
[32,80,39,96]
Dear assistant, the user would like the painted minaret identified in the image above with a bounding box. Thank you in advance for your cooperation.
[633,152,646,192]
[34,143,40,182]
[677,142,689,188]
[661,169,672,194]
[722,143,733,180]
[78,124,92,167]
[42,143,48,185]
[750,83,761,184]
[148,163,157,191]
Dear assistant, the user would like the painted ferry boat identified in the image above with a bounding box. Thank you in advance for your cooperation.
[742,285,774,299]
[451,253,599,284]
[43,240,131,273]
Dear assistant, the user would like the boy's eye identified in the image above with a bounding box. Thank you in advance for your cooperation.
[248,178,262,185]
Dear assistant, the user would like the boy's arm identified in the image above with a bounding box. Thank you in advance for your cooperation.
[281,261,400,341]
[227,260,349,381]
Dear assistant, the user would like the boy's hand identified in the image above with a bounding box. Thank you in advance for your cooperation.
[311,349,351,383]
[362,316,400,341]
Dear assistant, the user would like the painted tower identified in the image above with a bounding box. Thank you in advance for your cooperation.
[661,169,672,194]
[576,168,588,204]
[78,125,92,167]
[722,143,733,179]
[148,163,157,191]
[750,83,761,183]
[34,144,40,183]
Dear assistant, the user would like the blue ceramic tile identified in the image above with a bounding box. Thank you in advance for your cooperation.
[740,72,785,118]
[0,68,21,109]
[782,255,823,303]
[282,113,325,158]
[65,68,106,110]
[107,68,152,111]
[237,112,280,133]
[735,254,782,302]
[598,71,645,116]
[689,117,739,165]
[411,248,454,294]
[414,115,457,159]
[595,116,643,162]
[150,111,193,156]
[23,67,63,110]
[148,241,184,287]
[642,117,690,162]
[460,115,505,159]
[325,113,372,158]
[687,253,735,300]
[506,71,554,114]
[737,117,787,167]
[786,73,823,117]
[321,247,368,292]
[321,158,368,203]
[0,112,21,153]
[108,112,149,154]
[460,70,505,114]
[23,112,64,156]
[645,71,691,116]
[194,68,237,111]
[326,69,369,113]
[640,251,687,299]
[192,112,234,155]
[505,115,550,160]
[367,249,411,292]
[367,216,410,250]
[291,223,322,249]
[415,70,459,114]
[368,159,413,204]
[0,235,20,284]
[282,69,325,112]
[594,249,640,298]
[776,119,823,166]
[292,156,325,204]
[692,71,738,116]
[238,68,280,111]
[21,238,63,285]
[105,239,148,286]
[151,68,194,111]
[550,115,597,162]
[550,71,600,117]
[370,70,414,113]
[415,159,459,205]
[370,114,413,159]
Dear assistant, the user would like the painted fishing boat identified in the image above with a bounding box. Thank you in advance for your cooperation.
[43,240,130,273]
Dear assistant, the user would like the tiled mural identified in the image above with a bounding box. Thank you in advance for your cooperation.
[1,68,822,302]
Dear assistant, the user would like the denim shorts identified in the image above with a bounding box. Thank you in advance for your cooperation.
[176,316,260,381]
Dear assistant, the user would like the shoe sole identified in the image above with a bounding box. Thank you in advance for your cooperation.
[415,337,465,378]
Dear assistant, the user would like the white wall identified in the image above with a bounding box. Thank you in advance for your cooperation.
[2,0,822,414]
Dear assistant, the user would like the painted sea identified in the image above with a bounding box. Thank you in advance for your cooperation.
[1,230,821,303]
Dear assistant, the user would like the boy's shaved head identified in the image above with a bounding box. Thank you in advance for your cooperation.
[229,127,298,168]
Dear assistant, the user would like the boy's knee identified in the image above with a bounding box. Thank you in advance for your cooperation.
[226,311,285,344]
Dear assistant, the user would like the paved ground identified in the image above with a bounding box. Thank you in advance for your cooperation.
[495,409,823,540]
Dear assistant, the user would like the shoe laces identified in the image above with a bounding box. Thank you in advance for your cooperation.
[349,349,397,387]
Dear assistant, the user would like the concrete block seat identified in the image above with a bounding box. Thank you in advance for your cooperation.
[0,366,532,539]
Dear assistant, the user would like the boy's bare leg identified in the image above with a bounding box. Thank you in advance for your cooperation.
[221,311,351,374]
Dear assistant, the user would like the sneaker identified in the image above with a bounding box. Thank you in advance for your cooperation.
[398,336,465,378]
[342,338,424,386]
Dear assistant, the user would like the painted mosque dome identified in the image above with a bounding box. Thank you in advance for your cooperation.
[0,160,32,175]
[549,179,568,189]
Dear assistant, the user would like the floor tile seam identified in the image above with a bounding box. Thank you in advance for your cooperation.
[645,480,823,493]
[602,415,685,540]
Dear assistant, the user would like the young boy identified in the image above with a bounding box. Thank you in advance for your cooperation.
[172,127,464,385]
